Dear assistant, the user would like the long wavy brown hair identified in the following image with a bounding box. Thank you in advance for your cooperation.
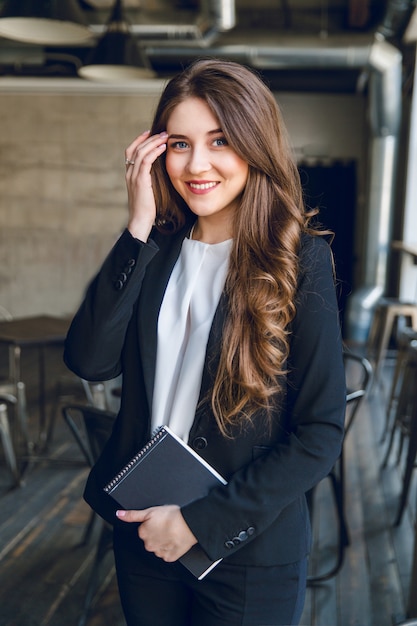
[150,58,322,436]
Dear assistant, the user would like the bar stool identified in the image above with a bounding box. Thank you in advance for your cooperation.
[381,342,417,526]
[367,297,417,386]
[382,326,417,442]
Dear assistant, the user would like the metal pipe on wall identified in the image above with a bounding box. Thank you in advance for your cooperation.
[345,39,403,341]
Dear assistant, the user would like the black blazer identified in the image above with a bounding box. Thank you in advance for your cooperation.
[64,224,346,567]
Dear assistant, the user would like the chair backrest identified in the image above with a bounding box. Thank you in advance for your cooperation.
[62,404,116,466]
[343,350,373,434]
[81,377,122,414]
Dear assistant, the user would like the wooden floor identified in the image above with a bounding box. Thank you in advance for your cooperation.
[0,344,416,626]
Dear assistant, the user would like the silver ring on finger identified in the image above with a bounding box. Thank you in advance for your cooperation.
[125,158,135,165]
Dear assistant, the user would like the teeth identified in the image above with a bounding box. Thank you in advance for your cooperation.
[189,182,217,190]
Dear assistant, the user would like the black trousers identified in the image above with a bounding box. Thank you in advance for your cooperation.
[113,529,307,626]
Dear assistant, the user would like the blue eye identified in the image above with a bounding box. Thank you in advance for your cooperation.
[171,141,188,149]
[213,137,228,147]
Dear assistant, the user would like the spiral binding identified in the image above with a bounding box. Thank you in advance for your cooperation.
[103,426,166,493]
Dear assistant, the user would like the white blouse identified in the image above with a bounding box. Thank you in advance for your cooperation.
[151,235,232,442]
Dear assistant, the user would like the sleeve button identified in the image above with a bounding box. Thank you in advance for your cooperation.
[193,437,208,450]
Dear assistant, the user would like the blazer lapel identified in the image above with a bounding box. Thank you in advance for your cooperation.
[197,290,228,406]
[137,227,188,410]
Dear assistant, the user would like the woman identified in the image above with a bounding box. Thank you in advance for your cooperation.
[64,58,346,626]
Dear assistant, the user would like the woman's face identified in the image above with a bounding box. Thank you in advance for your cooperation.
[165,97,249,228]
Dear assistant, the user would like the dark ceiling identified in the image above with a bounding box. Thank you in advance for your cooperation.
[0,0,415,93]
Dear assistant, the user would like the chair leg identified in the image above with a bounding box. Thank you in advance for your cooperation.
[15,381,32,459]
[308,453,348,584]
[77,521,113,626]
[382,362,414,469]
[80,510,98,546]
[382,345,408,442]
[333,457,350,550]
[0,403,21,487]
[62,409,94,466]
[373,307,393,386]
[394,402,417,526]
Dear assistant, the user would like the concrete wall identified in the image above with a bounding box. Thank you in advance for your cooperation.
[0,78,367,318]
[0,78,165,318]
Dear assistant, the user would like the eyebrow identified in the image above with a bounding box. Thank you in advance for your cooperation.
[167,128,223,140]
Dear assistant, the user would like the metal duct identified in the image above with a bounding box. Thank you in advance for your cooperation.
[345,40,403,341]
[376,0,416,41]
[204,0,236,32]
[90,0,236,42]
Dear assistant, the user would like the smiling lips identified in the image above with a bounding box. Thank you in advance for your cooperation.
[187,181,219,193]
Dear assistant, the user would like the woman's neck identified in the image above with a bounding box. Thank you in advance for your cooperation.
[191,218,233,244]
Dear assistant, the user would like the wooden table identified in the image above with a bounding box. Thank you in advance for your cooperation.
[0,314,70,450]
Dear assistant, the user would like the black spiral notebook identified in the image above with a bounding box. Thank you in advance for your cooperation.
[103,425,227,580]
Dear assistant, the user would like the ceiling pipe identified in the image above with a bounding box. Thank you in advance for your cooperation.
[145,41,372,68]
[204,0,236,32]
[345,39,403,341]
[88,0,236,43]
[376,0,416,41]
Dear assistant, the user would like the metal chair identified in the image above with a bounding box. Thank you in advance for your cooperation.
[62,404,116,626]
[308,350,373,583]
[0,398,21,486]
[45,375,121,448]
[0,306,29,480]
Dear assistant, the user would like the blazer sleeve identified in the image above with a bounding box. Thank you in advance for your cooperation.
[64,228,159,382]
[181,235,346,561]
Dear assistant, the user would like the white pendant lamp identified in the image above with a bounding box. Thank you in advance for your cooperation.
[78,0,155,81]
[0,0,92,46]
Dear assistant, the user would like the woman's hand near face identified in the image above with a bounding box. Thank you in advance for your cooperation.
[125,130,168,242]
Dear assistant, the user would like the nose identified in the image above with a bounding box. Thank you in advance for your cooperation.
[186,146,211,175]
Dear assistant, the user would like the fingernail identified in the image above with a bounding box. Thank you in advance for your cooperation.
[160,131,168,137]
[116,510,126,518]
